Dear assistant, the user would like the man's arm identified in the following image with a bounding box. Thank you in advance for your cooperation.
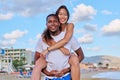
[42,69,58,76]
[42,67,71,77]
[74,47,84,63]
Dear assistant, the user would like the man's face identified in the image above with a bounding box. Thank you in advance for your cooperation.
[46,16,60,32]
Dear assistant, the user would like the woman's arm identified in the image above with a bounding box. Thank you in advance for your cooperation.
[48,23,74,51]
[42,40,70,56]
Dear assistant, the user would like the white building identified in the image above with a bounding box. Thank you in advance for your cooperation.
[0,48,33,72]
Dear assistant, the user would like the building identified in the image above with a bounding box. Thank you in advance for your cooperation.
[4,48,26,63]
[0,48,33,72]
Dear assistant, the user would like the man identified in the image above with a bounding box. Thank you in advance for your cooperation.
[31,14,84,80]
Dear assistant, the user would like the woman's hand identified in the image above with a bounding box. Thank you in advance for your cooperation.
[41,49,48,57]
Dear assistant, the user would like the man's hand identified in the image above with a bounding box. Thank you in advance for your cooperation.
[43,67,70,77]
[55,68,70,77]
[55,71,64,77]
[49,70,59,76]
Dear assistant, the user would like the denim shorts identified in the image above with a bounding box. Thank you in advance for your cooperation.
[45,73,71,80]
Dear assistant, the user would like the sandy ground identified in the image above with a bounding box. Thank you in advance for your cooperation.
[0,72,117,80]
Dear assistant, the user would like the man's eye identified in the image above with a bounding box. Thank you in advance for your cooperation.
[54,21,57,23]
[48,21,52,23]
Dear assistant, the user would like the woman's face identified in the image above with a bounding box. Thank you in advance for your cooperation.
[58,8,68,24]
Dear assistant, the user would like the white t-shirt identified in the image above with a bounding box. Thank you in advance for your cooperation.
[35,31,80,77]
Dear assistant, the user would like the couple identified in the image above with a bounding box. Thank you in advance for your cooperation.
[31,5,84,80]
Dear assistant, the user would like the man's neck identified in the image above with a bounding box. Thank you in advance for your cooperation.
[50,29,61,36]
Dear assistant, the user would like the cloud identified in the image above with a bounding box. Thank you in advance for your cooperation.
[78,34,93,44]
[86,46,101,52]
[0,0,64,17]
[0,39,16,47]
[28,33,41,45]
[101,10,112,15]
[3,30,28,39]
[71,4,96,23]
[74,28,85,34]
[0,13,13,20]
[84,23,97,31]
[36,33,41,39]
[28,38,36,45]
[0,29,28,47]
[101,19,120,36]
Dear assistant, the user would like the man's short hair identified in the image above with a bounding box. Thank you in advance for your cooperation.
[46,14,59,22]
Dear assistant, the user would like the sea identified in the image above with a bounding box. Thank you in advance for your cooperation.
[92,71,120,80]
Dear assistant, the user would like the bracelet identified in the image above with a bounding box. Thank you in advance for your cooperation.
[47,47,50,52]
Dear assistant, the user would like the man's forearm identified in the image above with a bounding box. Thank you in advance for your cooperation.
[62,67,71,74]
[42,67,71,77]
[42,69,52,76]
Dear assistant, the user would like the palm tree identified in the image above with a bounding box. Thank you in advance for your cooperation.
[21,57,26,63]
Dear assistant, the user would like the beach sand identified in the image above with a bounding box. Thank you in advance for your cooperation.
[0,72,117,80]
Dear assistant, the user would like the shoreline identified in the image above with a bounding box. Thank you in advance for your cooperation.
[81,70,120,80]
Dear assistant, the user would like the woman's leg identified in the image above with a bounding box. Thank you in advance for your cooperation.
[31,57,47,80]
[69,54,80,80]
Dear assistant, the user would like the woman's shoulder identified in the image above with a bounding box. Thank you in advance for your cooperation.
[67,22,74,25]
[67,23,74,28]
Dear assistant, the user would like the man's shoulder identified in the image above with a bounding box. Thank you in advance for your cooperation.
[37,38,45,44]
[37,38,42,42]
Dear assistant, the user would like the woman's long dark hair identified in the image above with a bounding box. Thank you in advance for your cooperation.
[42,14,62,43]
[42,28,52,43]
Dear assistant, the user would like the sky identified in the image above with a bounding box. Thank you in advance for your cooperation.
[0,0,120,57]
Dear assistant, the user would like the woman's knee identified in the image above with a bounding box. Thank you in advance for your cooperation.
[34,58,46,69]
[69,54,79,65]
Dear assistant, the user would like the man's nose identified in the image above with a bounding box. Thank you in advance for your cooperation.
[51,21,55,25]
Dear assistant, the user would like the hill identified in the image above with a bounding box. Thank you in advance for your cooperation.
[82,55,120,68]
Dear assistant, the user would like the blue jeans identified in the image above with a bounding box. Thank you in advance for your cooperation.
[45,73,71,80]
